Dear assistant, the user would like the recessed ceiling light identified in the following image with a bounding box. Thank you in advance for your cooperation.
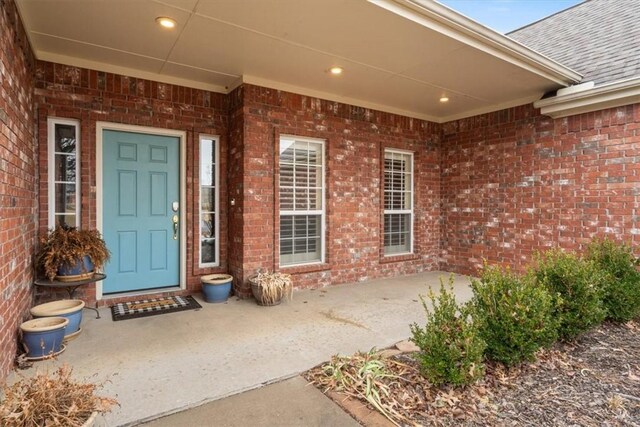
[329,67,343,75]
[439,96,449,103]
[156,17,177,29]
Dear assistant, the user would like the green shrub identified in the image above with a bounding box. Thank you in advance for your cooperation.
[532,249,606,340]
[586,238,640,322]
[410,275,485,387]
[470,264,557,366]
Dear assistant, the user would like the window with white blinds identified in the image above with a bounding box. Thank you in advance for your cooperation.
[384,150,413,255]
[279,136,325,266]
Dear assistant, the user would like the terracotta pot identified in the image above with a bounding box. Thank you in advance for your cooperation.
[249,277,286,306]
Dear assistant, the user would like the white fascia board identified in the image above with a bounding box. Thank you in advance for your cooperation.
[535,77,640,118]
[369,0,582,86]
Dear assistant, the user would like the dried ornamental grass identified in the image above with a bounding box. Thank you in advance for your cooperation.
[308,349,411,426]
[0,365,117,427]
[252,271,293,305]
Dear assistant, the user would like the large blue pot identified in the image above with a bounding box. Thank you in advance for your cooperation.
[30,299,85,339]
[201,274,233,303]
[57,255,94,279]
[20,317,69,360]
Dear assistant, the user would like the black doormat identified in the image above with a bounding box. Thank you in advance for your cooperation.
[110,295,201,321]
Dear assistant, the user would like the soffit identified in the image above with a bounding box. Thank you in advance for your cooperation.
[16,0,579,122]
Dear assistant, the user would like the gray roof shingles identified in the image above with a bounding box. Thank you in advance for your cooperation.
[508,0,640,85]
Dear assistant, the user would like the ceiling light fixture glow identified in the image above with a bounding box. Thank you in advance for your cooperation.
[156,17,177,29]
[439,96,449,103]
[329,67,343,75]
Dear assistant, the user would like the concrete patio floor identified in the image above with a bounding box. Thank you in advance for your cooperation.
[20,271,472,426]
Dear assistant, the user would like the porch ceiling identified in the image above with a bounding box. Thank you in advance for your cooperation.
[16,0,581,122]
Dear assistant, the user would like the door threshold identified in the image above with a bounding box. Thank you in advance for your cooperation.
[101,286,183,301]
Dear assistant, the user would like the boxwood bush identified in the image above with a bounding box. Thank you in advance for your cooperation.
[410,276,485,387]
[470,265,557,366]
[532,250,606,340]
[586,238,640,322]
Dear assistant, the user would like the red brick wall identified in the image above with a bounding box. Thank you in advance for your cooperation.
[0,0,37,380]
[233,84,442,294]
[34,61,230,304]
[227,86,246,294]
[441,103,640,275]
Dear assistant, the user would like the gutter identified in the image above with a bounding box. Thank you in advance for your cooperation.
[534,77,640,118]
[369,0,582,86]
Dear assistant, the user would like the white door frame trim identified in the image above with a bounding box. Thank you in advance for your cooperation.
[96,122,187,300]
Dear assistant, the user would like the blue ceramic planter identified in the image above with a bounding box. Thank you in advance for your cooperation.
[57,255,94,278]
[20,317,69,360]
[30,299,85,339]
[201,274,233,303]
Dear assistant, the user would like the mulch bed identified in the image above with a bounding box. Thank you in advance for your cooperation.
[305,321,640,426]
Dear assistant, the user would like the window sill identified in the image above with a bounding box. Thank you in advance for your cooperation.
[279,263,331,275]
[379,254,420,264]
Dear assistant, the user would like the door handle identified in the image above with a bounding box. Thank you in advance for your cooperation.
[172,215,179,240]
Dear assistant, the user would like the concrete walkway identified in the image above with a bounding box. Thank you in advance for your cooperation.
[23,271,471,426]
[142,376,361,427]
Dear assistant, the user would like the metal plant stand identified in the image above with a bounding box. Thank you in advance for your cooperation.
[34,273,107,319]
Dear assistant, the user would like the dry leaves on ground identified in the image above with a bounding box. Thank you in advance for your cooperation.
[0,365,118,427]
[305,321,640,426]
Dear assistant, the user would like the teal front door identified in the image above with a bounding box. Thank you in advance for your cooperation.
[102,130,180,294]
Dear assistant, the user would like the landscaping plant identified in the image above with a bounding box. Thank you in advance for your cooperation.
[37,225,111,281]
[586,238,640,322]
[249,270,293,305]
[410,275,485,386]
[470,264,557,366]
[316,349,405,426]
[0,365,117,427]
[532,249,606,340]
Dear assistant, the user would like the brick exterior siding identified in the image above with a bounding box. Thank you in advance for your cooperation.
[34,61,230,304]
[2,0,640,383]
[0,0,37,380]
[230,85,442,296]
[441,103,640,275]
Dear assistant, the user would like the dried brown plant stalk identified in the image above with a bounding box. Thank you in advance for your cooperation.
[0,365,118,427]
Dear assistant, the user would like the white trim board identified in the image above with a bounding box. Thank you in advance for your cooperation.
[535,77,640,118]
[95,122,187,300]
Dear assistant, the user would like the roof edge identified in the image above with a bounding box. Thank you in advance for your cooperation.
[369,0,583,86]
[534,77,640,118]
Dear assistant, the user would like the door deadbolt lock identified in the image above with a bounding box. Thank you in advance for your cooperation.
[172,215,179,240]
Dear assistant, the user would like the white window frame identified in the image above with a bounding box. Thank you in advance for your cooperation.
[47,117,81,228]
[383,148,414,256]
[199,135,220,268]
[278,135,326,267]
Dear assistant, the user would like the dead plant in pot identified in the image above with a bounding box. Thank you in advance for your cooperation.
[249,271,293,306]
[0,364,117,427]
[37,225,111,282]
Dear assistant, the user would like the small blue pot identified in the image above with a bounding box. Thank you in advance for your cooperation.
[201,274,233,303]
[57,255,94,277]
[20,317,69,360]
[30,299,85,338]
